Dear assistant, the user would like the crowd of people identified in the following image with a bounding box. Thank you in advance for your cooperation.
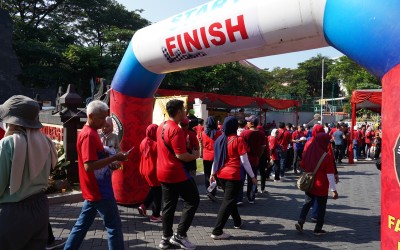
[0,96,382,250]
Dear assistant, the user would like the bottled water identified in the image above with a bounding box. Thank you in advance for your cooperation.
[207,181,217,193]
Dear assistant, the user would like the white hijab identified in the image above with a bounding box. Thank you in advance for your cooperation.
[8,128,57,195]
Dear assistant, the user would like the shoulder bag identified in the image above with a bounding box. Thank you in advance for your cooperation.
[297,152,327,192]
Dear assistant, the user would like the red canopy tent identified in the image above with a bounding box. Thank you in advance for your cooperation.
[349,89,382,163]
[156,89,299,110]
[156,89,299,124]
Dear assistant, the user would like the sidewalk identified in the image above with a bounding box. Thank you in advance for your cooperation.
[49,160,380,249]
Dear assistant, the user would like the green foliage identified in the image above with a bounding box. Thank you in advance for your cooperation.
[3,0,150,96]
[52,143,70,180]
[327,56,381,95]
[162,62,266,97]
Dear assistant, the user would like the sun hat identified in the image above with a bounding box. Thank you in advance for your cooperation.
[0,95,42,128]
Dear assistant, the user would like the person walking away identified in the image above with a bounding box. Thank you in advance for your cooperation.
[202,116,222,201]
[180,117,199,178]
[209,116,257,240]
[0,95,57,250]
[193,119,204,158]
[138,124,162,222]
[235,119,247,205]
[365,126,375,160]
[285,123,294,170]
[257,125,270,193]
[268,129,281,182]
[292,125,306,174]
[295,132,338,235]
[332,124,345,164]
[240,115,265,204]
[156,99,200,250]
[308,125,339,222]
[64,100,128,250]
[352,126,362,162]
[277,122,291,180]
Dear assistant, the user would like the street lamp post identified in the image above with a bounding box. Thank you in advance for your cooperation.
[321,59,324,123]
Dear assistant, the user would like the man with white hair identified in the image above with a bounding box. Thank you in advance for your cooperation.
[64,100,128,250]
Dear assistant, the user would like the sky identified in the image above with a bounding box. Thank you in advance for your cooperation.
[116,0,343,69]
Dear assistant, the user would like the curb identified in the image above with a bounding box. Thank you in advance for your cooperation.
[48,173,206,205]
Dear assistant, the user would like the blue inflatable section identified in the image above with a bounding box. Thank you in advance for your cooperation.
[324,0,400,79]
[111,42,165,98]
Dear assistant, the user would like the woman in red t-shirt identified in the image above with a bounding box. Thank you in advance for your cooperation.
[295,133,339,235]
[209,116,256,240]
[202,116,222,201]
[138,124,162,222]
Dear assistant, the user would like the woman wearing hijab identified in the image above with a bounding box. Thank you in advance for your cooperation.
[209,116,257,240]
[138,124,162,222]
[308,124,339,222]
[0,95,57,249]
[295,132,339,235]
[202,116,222,201]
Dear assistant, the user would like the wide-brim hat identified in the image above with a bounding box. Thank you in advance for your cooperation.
[0,95,42,128]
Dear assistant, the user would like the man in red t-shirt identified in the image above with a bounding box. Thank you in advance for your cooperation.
[240,115,265,203]
[156,99,200,250]
[276,122,292,180]
[292,125,306,174]
[65,100,128,249]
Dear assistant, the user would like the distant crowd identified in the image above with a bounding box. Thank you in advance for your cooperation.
[0,96,382,250]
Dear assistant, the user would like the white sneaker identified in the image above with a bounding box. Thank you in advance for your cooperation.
[354,159,358,162]
[211,232,231,240]
[170,234,196,249]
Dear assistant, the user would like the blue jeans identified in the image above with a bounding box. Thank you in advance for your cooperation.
[64,199,124,250]
[353,144,359,160]
[279,151,287,177]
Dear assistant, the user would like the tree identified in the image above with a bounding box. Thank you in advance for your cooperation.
[3,0,150,96]
[295,54,337,98]
[162,62,267,97]
[326,56,381,95]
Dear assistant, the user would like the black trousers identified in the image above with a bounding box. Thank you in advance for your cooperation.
[212,179,242,235]
[203,160,216,195]
[143,186,162,217]
[334,144,344,162]
[161,179,200,238]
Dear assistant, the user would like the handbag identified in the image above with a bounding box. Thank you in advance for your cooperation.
[297,152,327,192]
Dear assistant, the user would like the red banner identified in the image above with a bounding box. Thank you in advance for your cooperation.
[381,64,400,249]
[110,90,152,205]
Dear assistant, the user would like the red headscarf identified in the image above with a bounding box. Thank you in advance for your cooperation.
[301,133,332,172]
[312,124,325,138]
[142,124,158,158]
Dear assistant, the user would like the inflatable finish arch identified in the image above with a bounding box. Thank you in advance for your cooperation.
[110,1,400,248]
